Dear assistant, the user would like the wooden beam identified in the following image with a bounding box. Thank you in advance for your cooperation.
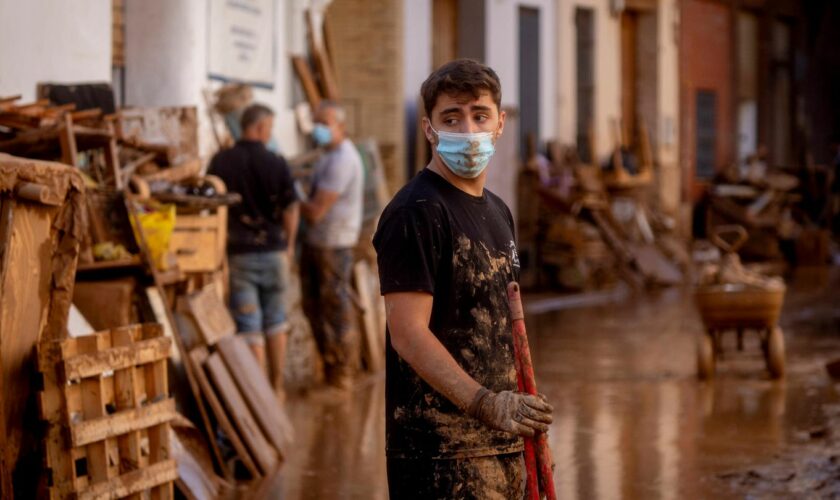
[77,459,178,500]
[188,347,260,478]
[216,336,294,459]
[105,120,124,189]
[204,353,278,474]
[59,113,78,166]
[305,9,340,100]
[291,55,322,110]
[62,336,171,380]
[70,398,177,447]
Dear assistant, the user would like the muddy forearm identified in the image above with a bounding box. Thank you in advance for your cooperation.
[390,323,481,412]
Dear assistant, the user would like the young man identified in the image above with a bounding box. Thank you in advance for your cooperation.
[301,101,365,389]
[373,59,554,497]
[208,104,298,397]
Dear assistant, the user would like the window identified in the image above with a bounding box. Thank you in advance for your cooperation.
[695,90,717,179]
[576,7,595,163]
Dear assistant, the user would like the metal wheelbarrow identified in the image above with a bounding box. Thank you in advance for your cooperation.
[695,226,786,379]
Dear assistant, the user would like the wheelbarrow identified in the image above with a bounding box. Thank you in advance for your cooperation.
[694,225,786,379]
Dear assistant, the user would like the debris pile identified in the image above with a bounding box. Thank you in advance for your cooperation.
[518,135,690,291]
[703,147,836,266]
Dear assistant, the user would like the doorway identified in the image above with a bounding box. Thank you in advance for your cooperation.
[519,6,540,160]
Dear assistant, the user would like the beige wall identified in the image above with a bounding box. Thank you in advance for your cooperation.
[555,0,681,213]
[327,0,406,194]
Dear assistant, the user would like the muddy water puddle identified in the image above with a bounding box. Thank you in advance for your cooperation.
[270,268,840,499]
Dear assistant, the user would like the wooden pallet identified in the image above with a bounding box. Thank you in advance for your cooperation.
[37,324,178,500]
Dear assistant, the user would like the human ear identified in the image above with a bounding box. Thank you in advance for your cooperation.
[495,109,506,139]
[422,117,436,145]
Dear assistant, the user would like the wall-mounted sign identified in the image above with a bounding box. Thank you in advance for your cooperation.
[208,0,275,88]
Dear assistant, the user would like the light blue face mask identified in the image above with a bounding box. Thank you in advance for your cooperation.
[312,123,333,146]
[431,126,497,179]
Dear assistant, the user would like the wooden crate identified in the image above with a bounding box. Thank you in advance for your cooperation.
[168,176,227,273]
[37,324,178,500]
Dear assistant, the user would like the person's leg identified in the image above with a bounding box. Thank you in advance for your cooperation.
[228,253,262,334]
[386,457,441,500]
[259,251,291,399]
[387,453,524,500]
[301,244,327,360]
[319,247,358,388]
[455,453,525,499]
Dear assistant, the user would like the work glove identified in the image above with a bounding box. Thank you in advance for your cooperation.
[467,388,553,437]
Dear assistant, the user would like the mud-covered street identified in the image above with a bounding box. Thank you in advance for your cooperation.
[271,268,840,499]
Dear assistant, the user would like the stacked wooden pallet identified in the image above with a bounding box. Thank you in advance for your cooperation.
[37,323,177,499]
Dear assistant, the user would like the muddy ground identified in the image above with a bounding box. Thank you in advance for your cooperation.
[268,267,840,499]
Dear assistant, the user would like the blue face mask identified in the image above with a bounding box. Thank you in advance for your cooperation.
[312,123,333,146]
[431,126,497,179]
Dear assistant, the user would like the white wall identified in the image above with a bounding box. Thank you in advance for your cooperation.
[0,0,112,100]
[485,0,558,145]
[125,0,308,160]
[404,0,433,106]
[556,0,622,164]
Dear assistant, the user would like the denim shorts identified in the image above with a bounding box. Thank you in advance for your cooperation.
[228,251,287,334]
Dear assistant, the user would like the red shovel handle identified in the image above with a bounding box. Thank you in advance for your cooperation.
[508,282,557,500]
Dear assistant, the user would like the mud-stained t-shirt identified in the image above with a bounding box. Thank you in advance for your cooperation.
[373,168,523,459]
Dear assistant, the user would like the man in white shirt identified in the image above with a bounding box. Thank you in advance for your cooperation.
[301,100,365,389]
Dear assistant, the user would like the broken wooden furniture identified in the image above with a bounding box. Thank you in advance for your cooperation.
[37,323,178,499]
[0,154,86,498]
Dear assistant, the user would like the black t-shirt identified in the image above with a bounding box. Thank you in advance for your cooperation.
[208,140,297,254]
[373,168,523,459]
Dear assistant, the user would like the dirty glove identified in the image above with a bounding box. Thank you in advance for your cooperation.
[467,388,553,437]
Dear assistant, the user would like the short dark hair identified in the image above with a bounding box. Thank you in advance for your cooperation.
[420,59,502,118]
[240,103,274,131]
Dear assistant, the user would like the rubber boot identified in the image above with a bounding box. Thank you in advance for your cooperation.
[241,332,268,378]
[266,323,290,402]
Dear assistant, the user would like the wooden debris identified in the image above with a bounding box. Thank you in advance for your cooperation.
[37,324,178,499]
[216,336,294,458]
[354,260,384,371]
[204,353,278,474]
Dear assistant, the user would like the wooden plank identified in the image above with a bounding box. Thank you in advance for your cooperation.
[62,336,171,380]
[37,340,78,496]
[291,55,322,110]
[77,334,120,484]
[59,112,78,166]
[77,459,178,500]
[145,288,181,366]
[104,120,124,189]
[305,9,340,99]
[111,327,145,500]
[70,398,177,447]
[188,347,259,478]
[143,325,174,500]
[184,285,235,345]
[204,352,278,473]
[215,336,294,458]
[353,260,383,371]
[127,200,226,475]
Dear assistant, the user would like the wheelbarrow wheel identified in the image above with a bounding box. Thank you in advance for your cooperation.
[766,327,785,378]
[697,334,715,380]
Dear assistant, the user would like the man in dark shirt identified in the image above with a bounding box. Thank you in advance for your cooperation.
[373,59,553,497]
[208,103,298,397]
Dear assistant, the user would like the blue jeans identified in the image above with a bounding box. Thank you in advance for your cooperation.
[228,251,286,334]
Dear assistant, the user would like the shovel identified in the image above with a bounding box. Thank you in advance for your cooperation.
[507,282,556,500]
